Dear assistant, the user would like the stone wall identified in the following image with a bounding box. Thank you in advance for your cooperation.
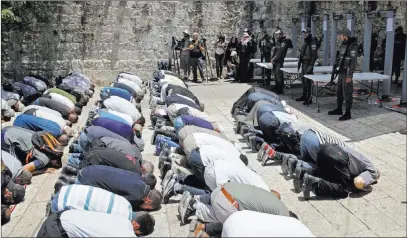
[2,1,406,84]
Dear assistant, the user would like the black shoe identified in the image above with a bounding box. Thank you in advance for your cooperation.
[295,95,306,102]
[339,108,351,121]
[303,99,313,105]
[240,125,250,137]
[69,144,75,153]
[328,107,342,115]
[160,161,172,180]
[59,173,77,184]
[302,174,321,200]
[54,179,69,193]
[62,164,80,175]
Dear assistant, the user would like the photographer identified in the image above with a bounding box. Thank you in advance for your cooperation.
[179,30,192,80]
[214,34,227,79]
[190,32,206,83]
[259,32,274,86]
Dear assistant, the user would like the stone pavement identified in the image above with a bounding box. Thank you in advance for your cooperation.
[3,82,406,237]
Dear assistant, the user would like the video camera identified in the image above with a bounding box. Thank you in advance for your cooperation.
[171,36,182,50]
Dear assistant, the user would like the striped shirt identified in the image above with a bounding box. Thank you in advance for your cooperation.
[311,129,347,148]
[51,184,134,221]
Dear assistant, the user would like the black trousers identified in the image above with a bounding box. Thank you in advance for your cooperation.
[393,57,402,78]
[238,58,250,83]
[315,150,351,198]
[273,62,284,91]
[37,212,69,238]
[264,55,272,86]
[205,222,223,237]
[300,61,313,99]
[215,53,225,78]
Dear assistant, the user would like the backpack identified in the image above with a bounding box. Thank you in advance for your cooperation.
[31,131,63,158]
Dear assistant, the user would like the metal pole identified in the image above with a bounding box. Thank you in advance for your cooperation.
[346,13,355,37]
[383,10,395,98]
[311,16,317,36]
[362,13,372,72]
[330,13,338,66]
[291,19,298,57]
[322,14,329,66]
[401,42,407,104]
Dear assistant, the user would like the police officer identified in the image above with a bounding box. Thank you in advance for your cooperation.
[328,29,358,121]
[296,28,318,105]
[259,32,274,86]
[393,26,406,85]
[271,29,290,94]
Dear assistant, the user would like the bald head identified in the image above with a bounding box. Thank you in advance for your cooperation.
[68,113,78,123]
[58,134,69,146]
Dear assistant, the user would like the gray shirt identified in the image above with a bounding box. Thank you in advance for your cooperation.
[224,183,289,217]
[2,127,50,167]
[345,146,379,187]
[1,150,22,179]
[100,137,143,160]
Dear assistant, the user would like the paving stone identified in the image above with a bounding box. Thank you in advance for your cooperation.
[345,229,378,237]
[11,185,40,217]
[1,215,22,237]
[302,218,341,237]
[370,197,407,229]
[9,201,48,237]
[147,212,171,237]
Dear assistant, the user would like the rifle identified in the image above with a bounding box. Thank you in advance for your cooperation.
[330,51,340,84]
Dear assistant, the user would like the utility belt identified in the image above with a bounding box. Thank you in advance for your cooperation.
[220,185,239,209]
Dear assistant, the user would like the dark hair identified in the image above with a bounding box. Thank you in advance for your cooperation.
[74,106,82,115]
[142,173,157,190]
[134,211,155,236]
[239,154,249,166]
[146,190,162,210]
[289,211,299,220]
[136,116,146,127]
[1,205,11,225]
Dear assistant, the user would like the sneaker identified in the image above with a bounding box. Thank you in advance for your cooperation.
[293,166,307,193]
[59,174,77,184]
[62,164,80,175]
[54,179,69,193]
[257,142,270,161]
[160,161,172,180]
[179,191,196,225]
[287,157,298,177]
[188,219,208,238]
[249,136,259,152]
[240,125,250,137]
[281,155,290,175]
[261,147,276,166]
[163,178,176,204]
[243,132,256,144]
[161,170,175,191]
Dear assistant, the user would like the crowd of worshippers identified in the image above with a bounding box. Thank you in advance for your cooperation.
[232,86,380,200]
[148,70,314,237]
[1,72,95,225]
[33,72,163,237]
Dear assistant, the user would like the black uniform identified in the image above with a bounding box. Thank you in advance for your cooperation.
[297,35,318,102]
[259,35,274,85]
[271,36,290,94]
[329,36,358,119]
[393,27,406,83]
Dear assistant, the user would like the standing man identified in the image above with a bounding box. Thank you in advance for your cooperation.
[328,29,358,121]
[259,32,274,86]
[271,29,290,94]
[296,28,318,105]
[393,26,406,85]
[237,32,254,83]
[180,30,192,81]
[190,32,206,83]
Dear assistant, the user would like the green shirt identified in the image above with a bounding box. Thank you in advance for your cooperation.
[224,182,289,217]
[47,88,76,103]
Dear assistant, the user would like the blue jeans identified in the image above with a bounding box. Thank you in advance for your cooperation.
[187,149,205,184]
[73,132,88,153]
[300,130,320,163]
[155,135,180,155]
[257,104,285,120]
[67,153,82,166]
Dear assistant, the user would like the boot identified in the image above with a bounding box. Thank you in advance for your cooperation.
[295,90,307,101]
[293,165,313,193]
[179,191,197,225]
[243,132,256,144]
[339,108,351,121]
[302,173,321,200]
[328,105,342,115]
[257,142,271,162]
[240,125,250,137]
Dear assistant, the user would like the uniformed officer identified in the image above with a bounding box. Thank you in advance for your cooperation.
[328,29,358,121]
[296,28,318,105]
[393,26,406,86]
[259,32,274,86]
[271,29,290,94]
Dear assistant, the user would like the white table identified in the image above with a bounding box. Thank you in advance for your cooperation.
[280,66,333,99]
[250,57,298,63]
[304,73,391,112]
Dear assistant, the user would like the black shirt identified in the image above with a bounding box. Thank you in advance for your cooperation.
[77,165,150,207]
[36,97,71,118]
[190,40,204,58]
[81,148,141,174]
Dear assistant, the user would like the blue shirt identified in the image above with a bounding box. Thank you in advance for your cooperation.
[100,87,132,101]
[77,165,150,207]
[91,117,134,142]
[13,82,38,97]
[97,110,132,126]
[13,114,62,138]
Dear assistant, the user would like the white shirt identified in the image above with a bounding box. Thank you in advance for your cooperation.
[222,210,314,237]
[173,93,196,104]
[117,73,143,87]
[169,104,211,122]
[160,83,170,102]
[55,184,133,221]
[1,99,9,110]
[34,110,66,129]
[106,109,135,125]
[49,93,75,110]
[197,143,243,167]
[274,111,298,125]
[103,96,141,121]
[204,160,269,191]
[23,105,62,117]
[60,210,136,237]
[117,78,142,93]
